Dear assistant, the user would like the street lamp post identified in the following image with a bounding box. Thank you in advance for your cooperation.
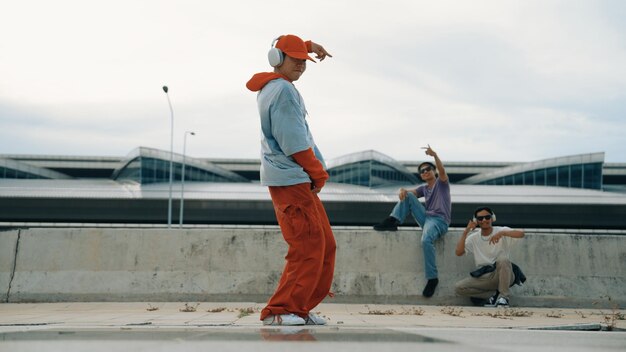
[179,131,195,228]
[162,85,174,228]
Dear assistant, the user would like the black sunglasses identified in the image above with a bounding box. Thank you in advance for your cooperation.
[419,166,433,174]
[476,215,492,221]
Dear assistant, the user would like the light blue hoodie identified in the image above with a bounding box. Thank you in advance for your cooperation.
[247,74,326,186]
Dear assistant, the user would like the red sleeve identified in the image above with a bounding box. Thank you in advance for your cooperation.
[291,148,329,189]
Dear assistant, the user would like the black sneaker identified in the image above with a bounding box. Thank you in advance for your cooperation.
[470,297,487,306]
[422,278,439,297]
[484,291,500,307]
[373,217,399,231]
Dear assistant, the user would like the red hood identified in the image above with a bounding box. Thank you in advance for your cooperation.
[246,72,291,92]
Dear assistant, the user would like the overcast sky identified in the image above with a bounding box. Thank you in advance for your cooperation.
[1,0,625,163]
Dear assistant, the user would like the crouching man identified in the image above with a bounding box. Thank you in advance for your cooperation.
[454,206,526,307]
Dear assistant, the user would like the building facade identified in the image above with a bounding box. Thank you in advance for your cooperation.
[1,148,625,229]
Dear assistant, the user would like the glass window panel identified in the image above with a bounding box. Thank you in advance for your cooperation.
[570,164,583,188]
[535,169,546,186]
[583,163,602,189]
[523,171,534,185]
[558,165,570,187]
[546,167,557,186]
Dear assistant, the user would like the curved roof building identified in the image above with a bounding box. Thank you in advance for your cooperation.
[2,148,626,228]
[0,158,71,180]
[458,152,604,190]
[326,150,420,187]
[112,147,248,184]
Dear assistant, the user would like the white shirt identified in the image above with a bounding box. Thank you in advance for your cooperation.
[464,226,520,268]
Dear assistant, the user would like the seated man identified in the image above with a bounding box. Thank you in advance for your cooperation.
[454,206,525,307]
[373,145,451,297]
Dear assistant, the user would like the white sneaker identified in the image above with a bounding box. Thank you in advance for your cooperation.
[305,313,327,325]
[262,314,306,326]
[495,296,509,307]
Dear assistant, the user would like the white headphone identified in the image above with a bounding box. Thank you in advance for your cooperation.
[268,36,284,67]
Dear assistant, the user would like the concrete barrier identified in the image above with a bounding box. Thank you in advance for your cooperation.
[1,227,624,308]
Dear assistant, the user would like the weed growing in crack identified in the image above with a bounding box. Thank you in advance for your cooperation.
[594,296,624,331]
[238,307,257,318]
[399,307,425,316]
[472,308,533,320]
[179,303,199,312]
[574,310,588,318]
[544,310,564,318]
[207,307,227,313]
[440,306,464,317]
[363,309,396,315]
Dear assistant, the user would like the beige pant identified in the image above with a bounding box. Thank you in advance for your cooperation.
[455,259,515,299]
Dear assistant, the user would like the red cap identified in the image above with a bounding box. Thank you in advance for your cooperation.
[276,35,315,63]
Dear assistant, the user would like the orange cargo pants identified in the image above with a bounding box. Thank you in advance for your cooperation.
[260,182,336,320]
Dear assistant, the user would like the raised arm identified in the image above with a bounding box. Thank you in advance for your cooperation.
[456,220,477,256]
[305,41,333,61]
[422,144,448,182]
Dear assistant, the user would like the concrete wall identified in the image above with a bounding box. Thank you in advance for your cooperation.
[1,227,624,308]
[0,229,19,302]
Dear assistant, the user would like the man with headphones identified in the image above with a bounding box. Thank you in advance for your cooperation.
[454,206,526,307]
[246,34,333,326]
[373,145,451,298]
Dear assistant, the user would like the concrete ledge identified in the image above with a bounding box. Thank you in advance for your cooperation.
[1,227,624,308]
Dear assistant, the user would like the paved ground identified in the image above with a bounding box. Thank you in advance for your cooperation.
[0,302,624,351]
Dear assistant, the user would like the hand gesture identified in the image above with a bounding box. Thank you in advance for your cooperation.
[489,231,504,245]
[421,144,437,157]
[309,42,333,61]
[398,188,408,201]
[466,219,477,232]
